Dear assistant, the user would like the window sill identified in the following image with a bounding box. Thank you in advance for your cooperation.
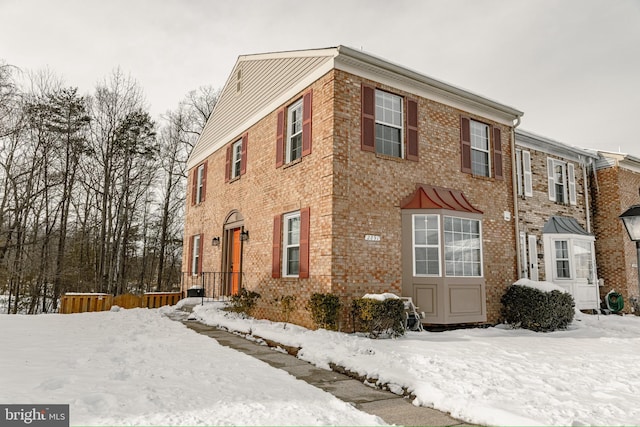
[283,157,303,169]
[375,153,404,162]
[228,176,241,184]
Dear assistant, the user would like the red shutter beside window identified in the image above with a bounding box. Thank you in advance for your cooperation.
[302,90,312,157]
[201,161,207,202]
[272,215,282,278]
[225,145,232,182]
[406,98,419,161]
[190,169,197,205]
[276,108,285,167]
[460,117,472,174]
[299,207,310,279]
[493,127,503,180]
[188,235,194,275]
[361,84,375,152]
[241,132,248,175]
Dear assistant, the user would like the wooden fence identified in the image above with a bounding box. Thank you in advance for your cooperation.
[60,292,182,314]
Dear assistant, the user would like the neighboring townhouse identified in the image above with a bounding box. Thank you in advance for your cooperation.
[592,151,640,312]
[182,46,523,328]
[514,130,599,310]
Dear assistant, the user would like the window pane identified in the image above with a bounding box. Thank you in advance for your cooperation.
[574,241,593,280]
[287,100,303,163]
[470,120,490,177]
[444,216,482,277]
[287,247,299,275]
[413,214,440,276]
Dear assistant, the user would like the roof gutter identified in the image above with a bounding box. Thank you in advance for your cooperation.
[511,116,524,279]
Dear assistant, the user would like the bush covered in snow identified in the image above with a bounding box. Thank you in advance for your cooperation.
[351,297,405,338]
[227,288,261,317]
[306,293,341,330]
[501,281,575,332]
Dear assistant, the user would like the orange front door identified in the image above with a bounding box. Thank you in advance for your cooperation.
[231,228,242,294]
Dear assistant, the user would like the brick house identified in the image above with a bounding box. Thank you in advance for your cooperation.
[182,46,523,328]
[514,129,599,310]
[592,151,640,312]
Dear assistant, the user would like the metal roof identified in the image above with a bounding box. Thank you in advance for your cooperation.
[542,216,591,236]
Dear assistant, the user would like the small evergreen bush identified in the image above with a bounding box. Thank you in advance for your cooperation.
[273,294,297,325]
[351,297,405,338]
[227,288,261,317]
[306,293,341,330]
[501,284,575,332]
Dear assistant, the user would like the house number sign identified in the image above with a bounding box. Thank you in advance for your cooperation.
[365,234,381,242]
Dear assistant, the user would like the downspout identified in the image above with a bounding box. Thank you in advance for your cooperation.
[582,156,592,233]
[511,117,522,279]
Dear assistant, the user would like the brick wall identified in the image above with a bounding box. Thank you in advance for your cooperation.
[184,68,518,328]
[592,165,640,310]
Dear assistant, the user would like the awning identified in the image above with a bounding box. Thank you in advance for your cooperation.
[400,184,482,214]
[542,216,592,236]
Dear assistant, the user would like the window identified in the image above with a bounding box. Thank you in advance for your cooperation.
[282,212,301,277]
[515,149,533,197]
[412,214,482,277]
[375,90,403,157]
[574,240,593,281]
[276,91,312,167]
[272,208,310,279]
[286,99,303,163]
[361,85,418,161]
[413,215,440,276]
[547,158,576,205]
[192,163,206,204]
[191,234,201,276]
[231,139,242,179]
[554,240,570,278]
[470,120,490,177]
[444,216,482,277]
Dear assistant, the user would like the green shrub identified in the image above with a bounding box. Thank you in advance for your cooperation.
[501,284,575,332]
[273,294,297,325]
[306,293,341,330]
[352,297,405,338]
[227,288,261,317]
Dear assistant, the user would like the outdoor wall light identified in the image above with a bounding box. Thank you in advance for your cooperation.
[619,205,640,296]
[240,230,249,241]
[211,236,220,247]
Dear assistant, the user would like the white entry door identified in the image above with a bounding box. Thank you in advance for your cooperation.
[528,235,539,281]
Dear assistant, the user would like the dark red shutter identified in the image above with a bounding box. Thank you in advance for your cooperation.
[406,98,419,161]
[493,127,503,180]
[299,207,310,279]
[272,215,282,278]
[276,108,285,167]
[302,90,312,157]
[188,235,194,275]
[361,84,375,152]
[240,133,248,175]
[225,145,232,182]
[201,161,207,202]
[197,233,204,274]
[460,117,472,174]
[190,169,197,205]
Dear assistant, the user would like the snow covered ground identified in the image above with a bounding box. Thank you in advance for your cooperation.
[0,308,384,426]
[187,299,640,426]
[3,297,640,426]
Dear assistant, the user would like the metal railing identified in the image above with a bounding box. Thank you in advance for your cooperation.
[180,272,244,299]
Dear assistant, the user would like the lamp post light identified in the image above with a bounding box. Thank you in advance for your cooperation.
[619,205,640,300]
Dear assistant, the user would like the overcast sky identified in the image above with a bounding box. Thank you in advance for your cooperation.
[2,0,639,155]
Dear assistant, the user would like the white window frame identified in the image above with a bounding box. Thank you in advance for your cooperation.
[282,211,301,277]
[375,89,404,158]
[470,120,491,177]
[444,216,483,277]
[554,239,571,279]
[231,139,242,179]
[286,99,303,163]
[412,214,441,277]
[515,149,533,197]
[191,234,200,276]
[547,158,576,205]
[195,164,205,204]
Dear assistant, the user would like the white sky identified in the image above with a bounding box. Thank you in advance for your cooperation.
[2,0,639,155]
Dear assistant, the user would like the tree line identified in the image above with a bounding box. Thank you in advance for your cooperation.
[0,61,219,313]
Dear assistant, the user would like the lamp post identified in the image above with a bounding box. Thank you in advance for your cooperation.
[619,205,640,300]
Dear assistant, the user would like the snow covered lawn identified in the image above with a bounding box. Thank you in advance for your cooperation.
[188,300,640,426]
[0,308,383,426]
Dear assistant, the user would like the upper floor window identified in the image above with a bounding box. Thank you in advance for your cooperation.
[460,117,503,179]
[547,158,576,205]
[361,84,419,161]
[375,90,403,158]
[515,149,533,197]
[470,121,491,176]
[232,139,242,179]
[276,90,313,167]
[192,162,207,205]
[287,98,303,163]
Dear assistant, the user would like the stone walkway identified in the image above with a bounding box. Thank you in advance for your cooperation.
[167,308,474,426]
